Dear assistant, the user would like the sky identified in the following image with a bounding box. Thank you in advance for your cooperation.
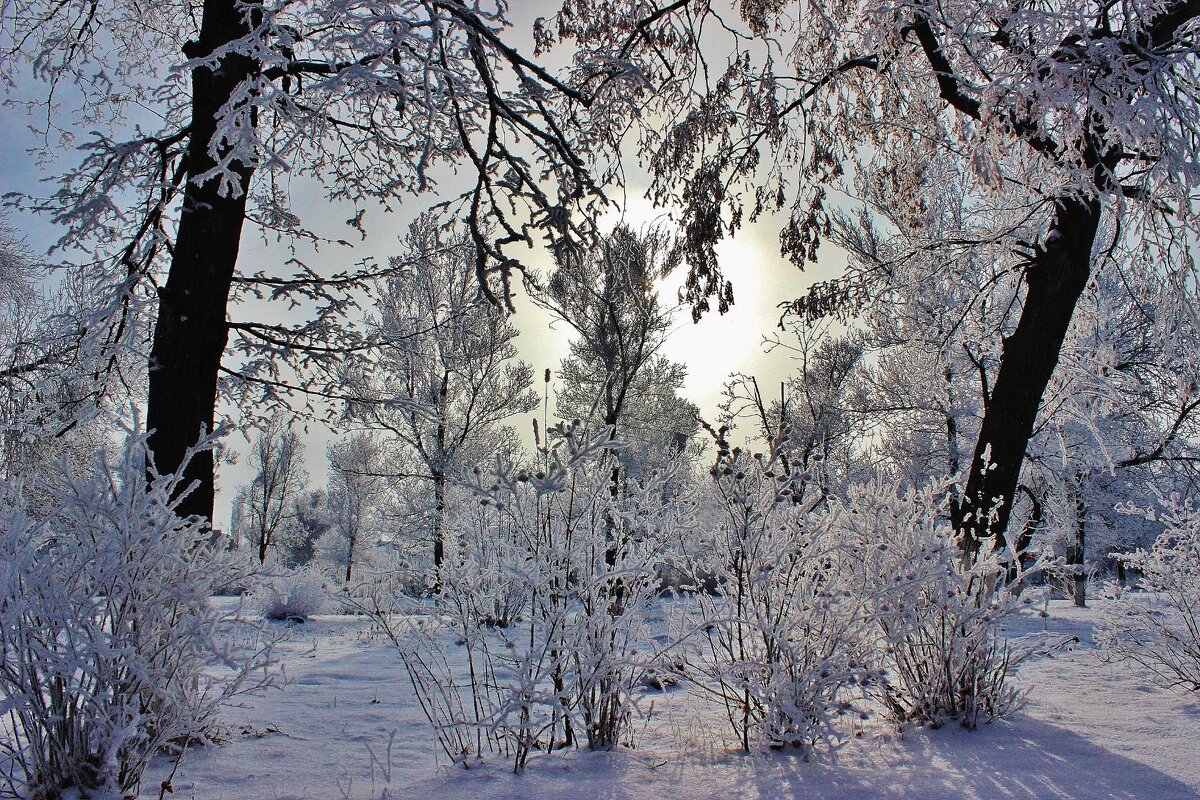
[0,7,845,528]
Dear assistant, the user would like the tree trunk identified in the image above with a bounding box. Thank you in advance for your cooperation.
[432,370,449,568]
[954,197,1101,559]
[432,470,446,569]
[146,0,258,524]
[943,364,961,513]
[603,404,624,609]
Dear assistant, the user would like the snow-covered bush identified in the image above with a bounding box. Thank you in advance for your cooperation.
[439,491,530,629]
[564,467,686,752]
[680,442,873,755]
[836,480,1028,729]
[365,422,682,770]
[254,567,329,621]
[0,423,273,799]
[1099,498,1200,691]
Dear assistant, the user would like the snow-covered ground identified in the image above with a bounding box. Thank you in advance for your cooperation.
[146,599,1200,800]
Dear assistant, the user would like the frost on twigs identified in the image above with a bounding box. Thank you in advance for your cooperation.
[677,442,875,757]
[1099,497,1200,692]
[360,423,688,772]
[0,417,275,800]
[835,480,1035,730]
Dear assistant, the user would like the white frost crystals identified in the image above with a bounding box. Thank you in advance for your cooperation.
[0,419,274,800]
[1099,497,1200,692]
[834,481,1035,730]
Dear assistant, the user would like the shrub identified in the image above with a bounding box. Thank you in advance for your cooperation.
[835,480,1028,729]
[1099,497,1200,691]
[0,424,273,800]
[679,444,874,756]
[254,567,329,621]
[364,423,682,771]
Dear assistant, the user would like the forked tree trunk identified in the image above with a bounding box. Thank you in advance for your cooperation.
[146,0,258,524]
[954,197,1101,560]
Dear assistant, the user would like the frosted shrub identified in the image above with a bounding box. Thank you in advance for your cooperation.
[366,423,680,771]
[565,471,684,752]
[0,425,273,800]
[681,443,873,755]
[1099,498,1200,691]
[836,480,1027,729]
[254,567,329,621]
[441,493,530,629]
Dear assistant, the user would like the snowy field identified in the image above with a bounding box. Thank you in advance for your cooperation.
[145,598,1200,800]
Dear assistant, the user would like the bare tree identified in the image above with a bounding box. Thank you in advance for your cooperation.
[542,225,685,469]
[346,219,537,567]
[1,220,114,491]
[233,418,308,563]
[322,434,389,584]
[0,215,36,312]
[4,0,648,522]
[721,327,863,508]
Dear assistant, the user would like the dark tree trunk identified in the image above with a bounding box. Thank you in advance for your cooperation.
[432,370,450,568]
[604,405,622,601]
[944,364,961,511]
[146,0,258,523]
[432,470,446,569]
[954,197,1101,559]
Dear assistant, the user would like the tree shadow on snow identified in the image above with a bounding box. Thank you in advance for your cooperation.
[784,716,1198,800]
[414,715,1196,800]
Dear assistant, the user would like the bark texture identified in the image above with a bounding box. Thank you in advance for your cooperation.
[954,197,1101,558]
[146,0,258,523]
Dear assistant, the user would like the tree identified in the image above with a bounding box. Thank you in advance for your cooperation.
[4,0,643,522]
[549,0,1200,558]
[233,417,308,563]
[277,488,331,568]
[346,219,537,567]
[720,324,863,507]
[543,224,690,480]
[320,433,389,584]
[558,353,699,482]
[1017,252,1200,603]
[0,215,36,312]
[1,218,115,492]
[828,153,1200,598]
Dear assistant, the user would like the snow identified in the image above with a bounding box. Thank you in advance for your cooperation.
[146,599,1200,800]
